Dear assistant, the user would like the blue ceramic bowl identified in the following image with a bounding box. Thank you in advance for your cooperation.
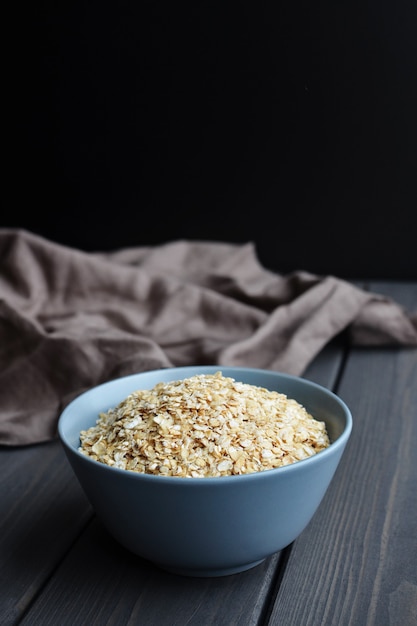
[58,366,352,577]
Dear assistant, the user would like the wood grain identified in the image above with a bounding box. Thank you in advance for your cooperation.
[269,282,417,626]
[0,440,92,625]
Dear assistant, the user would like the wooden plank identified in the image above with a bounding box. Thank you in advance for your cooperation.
[18,345,347,625]
[19,520,282,626]
[268,281,417,626]
[0,440,93,625]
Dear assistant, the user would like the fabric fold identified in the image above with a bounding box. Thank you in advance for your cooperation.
[1,228,416,446]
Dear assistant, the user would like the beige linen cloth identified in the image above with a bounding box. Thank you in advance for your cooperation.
[1,228,416,446]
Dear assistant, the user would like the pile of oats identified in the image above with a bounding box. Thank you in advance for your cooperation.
[79,371,330,478]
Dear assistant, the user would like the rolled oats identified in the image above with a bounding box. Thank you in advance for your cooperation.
[79,371,330,477]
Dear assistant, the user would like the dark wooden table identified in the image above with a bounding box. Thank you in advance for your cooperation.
[1,281,416,626]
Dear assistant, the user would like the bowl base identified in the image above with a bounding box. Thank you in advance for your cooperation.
[156,558,266,578]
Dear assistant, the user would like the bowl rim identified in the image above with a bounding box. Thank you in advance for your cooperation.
[58,365,353,485]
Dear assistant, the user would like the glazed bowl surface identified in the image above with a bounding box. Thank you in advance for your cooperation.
[58,365,352,577]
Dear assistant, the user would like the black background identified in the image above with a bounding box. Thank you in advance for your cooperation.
[6,1,417,278]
